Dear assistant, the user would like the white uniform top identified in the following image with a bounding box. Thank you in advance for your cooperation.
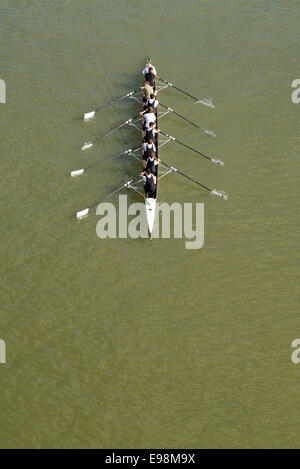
[147,98,158,109]
[142,63,157,76]
[144,112,156,129]
[147,157,158,166]
[142,174,154,182]
[143,142,156,152]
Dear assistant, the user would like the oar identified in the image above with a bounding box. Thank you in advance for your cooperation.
[158,159,228,199]
[157,76,215,109]
[71,147,141,177]
[83,87,141,121]
[76,175,141,219]
[159,102,216,137]
[160,131,224,166]
[81,116,138,151]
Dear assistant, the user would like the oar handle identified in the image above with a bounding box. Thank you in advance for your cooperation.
[157,76,169,85]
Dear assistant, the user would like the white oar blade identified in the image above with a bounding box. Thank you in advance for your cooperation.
[205,130,216,137]
[81,142,93,151]
[84,111,95,121]
[71,169,84,177]
[211,158,224,166]
[196,98,215,109]
[211,189,228,200]
[77,208,89,219]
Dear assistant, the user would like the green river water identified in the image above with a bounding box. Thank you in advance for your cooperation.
[1,0,300,448]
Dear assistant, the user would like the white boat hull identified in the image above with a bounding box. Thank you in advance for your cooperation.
[145,198,156,236]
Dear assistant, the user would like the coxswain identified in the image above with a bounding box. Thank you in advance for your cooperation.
[141,167,157,198]
[147,151,160,175]
[142,57,157,77]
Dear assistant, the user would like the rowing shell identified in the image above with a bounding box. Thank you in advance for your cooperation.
[144,83,159,237]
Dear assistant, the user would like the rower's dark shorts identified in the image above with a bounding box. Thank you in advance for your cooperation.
[144,187,156,198]
[145,132,153,143]
[147,166,158,176]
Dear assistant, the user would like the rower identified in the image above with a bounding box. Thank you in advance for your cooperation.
[146,151,160,175]
[143,93,159,112]
[140,81,154,100]
[145,67,156,91]
[145,122,160,143]
[143,138,156,156]
[142,139,156,168]
[141,167,157,198]
[142,106,156,131]
[142,57,157,77]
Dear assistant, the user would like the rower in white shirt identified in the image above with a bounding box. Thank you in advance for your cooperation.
[143,138,156,156]
[143,93,159,112]
[142,139,156,168]
[142,56,157,77]
[141,106,156,130]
